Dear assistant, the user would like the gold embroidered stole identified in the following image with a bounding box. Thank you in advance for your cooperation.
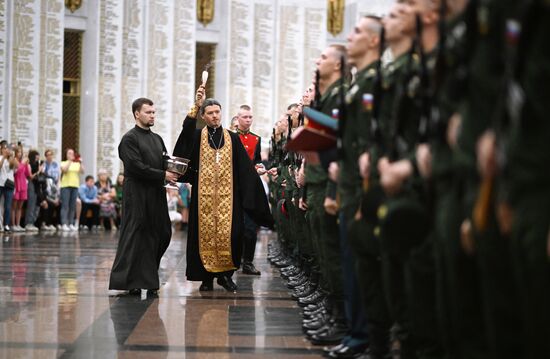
[198,127,235,272]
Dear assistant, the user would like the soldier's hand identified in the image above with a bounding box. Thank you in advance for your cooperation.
[296,164,306,188]
[359,152,371,179]
[268,167,278,180]
[496,201,514,237]
[324,197,338,216]
[328,162,339,182]
[416,143,432,179]
[460,219,476,256]
[379,160,413,196]
[299,197,308,211]
[165,171,179,183]
[255,163,267,175]
[477,130,497,179]
[447,112,462,149]
[195,85,206,107]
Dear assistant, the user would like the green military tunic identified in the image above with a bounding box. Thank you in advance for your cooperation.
[341,60,393,358]
[506,1,550,358]
[304,78,345,313]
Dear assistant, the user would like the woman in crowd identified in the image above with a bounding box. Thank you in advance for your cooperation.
[167,187,183,225]
[60,148,84,231]
[11,146,30,232]
[0,144,17,232]
[37,176,60,231]
[96,169,117,230]
[24,149,42,231]
[178,183,191,230]
[113,173,124,225]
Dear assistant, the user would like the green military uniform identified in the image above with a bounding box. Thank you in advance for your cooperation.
[429,8,490,359]
[340,60,392,358]
[454,1,523,358]
[304,78,345,317]
[506,1,550,358]
[377,47,444,359]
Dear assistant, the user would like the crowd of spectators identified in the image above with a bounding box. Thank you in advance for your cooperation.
[0,141,124,233]
[0,140,191,234]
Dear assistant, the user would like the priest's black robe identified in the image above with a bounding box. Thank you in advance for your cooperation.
[109,126,172,290]
[173,116,274,281]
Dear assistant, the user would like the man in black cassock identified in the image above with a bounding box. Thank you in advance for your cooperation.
[173,85,273,292]
[109,98,179,294]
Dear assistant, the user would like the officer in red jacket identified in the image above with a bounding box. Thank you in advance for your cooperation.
[236,104,265,275]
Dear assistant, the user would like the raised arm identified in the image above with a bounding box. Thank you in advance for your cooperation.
[173,84,206,158]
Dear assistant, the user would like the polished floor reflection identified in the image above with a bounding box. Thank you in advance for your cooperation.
[0,229,323,358]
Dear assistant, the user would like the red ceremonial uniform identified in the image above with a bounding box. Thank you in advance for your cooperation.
[237,129,261,163]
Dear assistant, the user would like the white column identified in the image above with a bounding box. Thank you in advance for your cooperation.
[0,0,8,139]
[120,0,146,138]
[275,0,305,117]
[96,0,124,177]
[227,0,254,116]
[171,0,196,150]
[38,0,64,157]
[79,0,100,175]
[9,0,41,147]
[252,0,276,143]
[357,0,393,17]
[145,0,174,150]
[303,1,327,90]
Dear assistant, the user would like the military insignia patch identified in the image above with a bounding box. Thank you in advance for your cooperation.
[377,205,388,220]
[407,76,421,98]
[477,6,489,34]
[346,84,359,104]
[362,93,374,111]
[505,19,521,45]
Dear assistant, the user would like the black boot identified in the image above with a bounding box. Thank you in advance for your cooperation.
[217,275,238,292]
[199,279,213,291]
[242,261,261,275]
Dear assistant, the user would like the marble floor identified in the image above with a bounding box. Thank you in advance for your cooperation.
[0,229,323,358]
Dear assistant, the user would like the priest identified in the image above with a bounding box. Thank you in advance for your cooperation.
[173,85,273,292]
[109,97,179,294]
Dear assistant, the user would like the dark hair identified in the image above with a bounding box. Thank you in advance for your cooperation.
[44,149,53,156]
[28,149,40,163]
[329,44,347,61]
[85,175,94,182]
[64,148,74,161]
[287,103,298,111]
[199,98,222,116]
[132,98,154,119]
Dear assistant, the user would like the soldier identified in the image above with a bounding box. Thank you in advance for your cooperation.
[326,15,390,359]
[375,0,446,357]
[504,3,550,358]
[299,45,351,350]
[235,104,264,275]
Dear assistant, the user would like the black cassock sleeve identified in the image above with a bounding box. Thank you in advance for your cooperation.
[233,134,274,229]
[173,116,197,159]
[253,138,262,164]
[173,116,199,184]
[119,132,165,181]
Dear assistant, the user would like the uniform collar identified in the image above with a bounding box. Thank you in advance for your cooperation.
[237,128,250,135]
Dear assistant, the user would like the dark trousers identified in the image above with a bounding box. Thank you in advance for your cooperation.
[242,212,258,262]
[39,200,59,226]
[0,186,14,226]
[80,202,100,229]
[347,212,391,358]
[339,212,370,349]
